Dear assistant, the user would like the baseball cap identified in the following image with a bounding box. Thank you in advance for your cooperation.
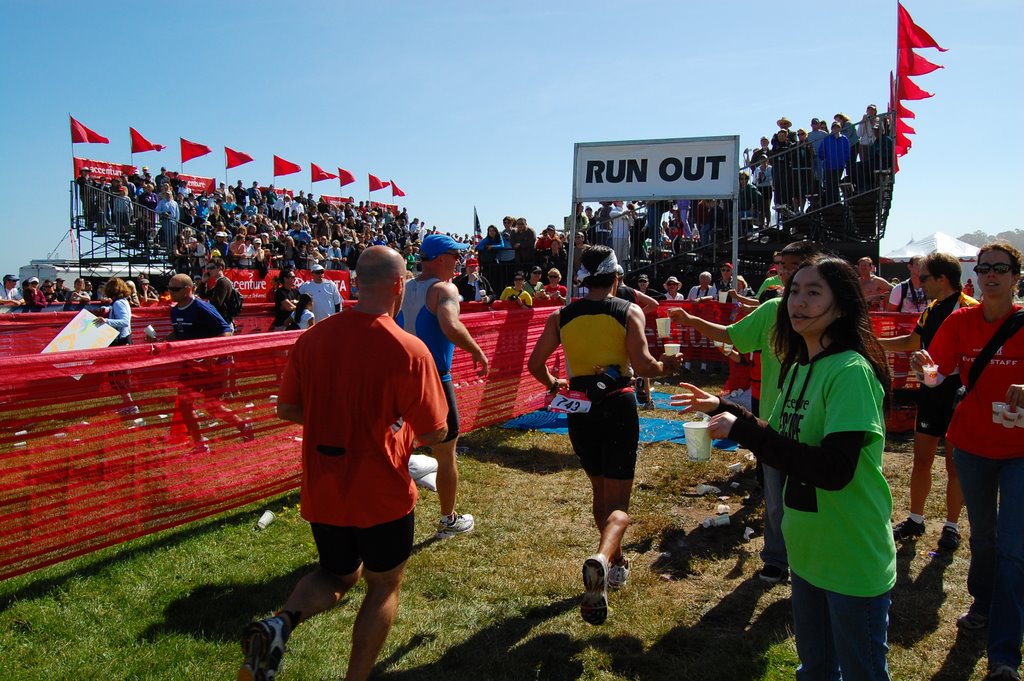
[637,274,649,282]
[530,266,543,274]
[420,233,469,260]
[26,277,39,284]
[3,274,18,282]
[721,262,733,269]
[310,264,325,273]
[465,257,479,266]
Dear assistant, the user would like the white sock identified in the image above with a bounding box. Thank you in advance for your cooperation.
[908,513,925,524]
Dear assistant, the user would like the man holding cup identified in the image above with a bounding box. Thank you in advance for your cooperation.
[878,252,977,550]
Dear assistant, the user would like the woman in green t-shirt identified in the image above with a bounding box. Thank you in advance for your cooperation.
[675,256,896,681]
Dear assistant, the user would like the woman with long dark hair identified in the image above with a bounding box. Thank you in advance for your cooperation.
[286,293,316,330]
[528,245,680,626]
[675,255,895,680]
[912,241,1024,681]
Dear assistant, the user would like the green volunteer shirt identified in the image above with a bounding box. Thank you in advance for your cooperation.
[767,350,895,597]
[728,297,782,414]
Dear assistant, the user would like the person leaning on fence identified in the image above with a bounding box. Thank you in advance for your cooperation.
[238,246,449,681]
[674,255,896,680]
[528,245,683,626]
[910,241,1024,681]
[879,252,977,552]
[271,268,301,331]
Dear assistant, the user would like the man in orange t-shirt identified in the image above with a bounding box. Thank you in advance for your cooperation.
[239,246,448,681]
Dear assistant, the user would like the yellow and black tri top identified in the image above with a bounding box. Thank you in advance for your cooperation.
[559,296,632,378]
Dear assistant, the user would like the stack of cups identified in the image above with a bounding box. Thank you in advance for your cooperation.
[994,402,1022,429]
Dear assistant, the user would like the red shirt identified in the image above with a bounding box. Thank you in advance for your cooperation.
[543,284,567,298]
[927,304,1024,459]
[280,309,447,527]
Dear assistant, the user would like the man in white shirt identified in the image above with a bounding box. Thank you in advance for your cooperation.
[298,264,342,321]
[609,202,634,268]
[1,274,24,306]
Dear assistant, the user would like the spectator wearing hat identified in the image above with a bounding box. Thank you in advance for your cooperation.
[636,274,664,301]
[663,276,686,301]
[454,257,495,304]
[609,202,634,268]
[299,264,343,322]
[1,275,23,306]
[22,277,47,311]
[397,233,489,539]
[138,277,159,306]
[717,262,735,294]
[523,266,545,298]
[535,225,558,262]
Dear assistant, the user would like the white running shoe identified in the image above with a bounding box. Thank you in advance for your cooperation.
[436,513,475,539]
[608,558,630,589]
[581,554,609,625]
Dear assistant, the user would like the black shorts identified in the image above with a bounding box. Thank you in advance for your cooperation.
[441,379,460,443]
[916,375,961,437]
[310,511,415,576]
[567,391,639,480]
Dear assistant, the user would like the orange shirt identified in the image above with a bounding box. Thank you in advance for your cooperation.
[280,309,447,527]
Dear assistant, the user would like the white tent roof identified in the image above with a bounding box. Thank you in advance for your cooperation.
[881,232,979,261]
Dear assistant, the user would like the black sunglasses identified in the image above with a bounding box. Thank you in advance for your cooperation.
[167,285,186,292]
[974,263,1015,275]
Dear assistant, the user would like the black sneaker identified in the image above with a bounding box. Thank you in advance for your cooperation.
[758,564,789,584]
[892,517,925,541]
[938,525,962,551]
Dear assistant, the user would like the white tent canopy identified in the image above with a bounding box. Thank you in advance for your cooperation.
[881,232,979,262]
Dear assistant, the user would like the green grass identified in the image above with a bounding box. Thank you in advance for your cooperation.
[0,378,987,680]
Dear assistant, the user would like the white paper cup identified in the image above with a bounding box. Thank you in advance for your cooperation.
[684,421,712,462]
[718,291,729,304]
[713,340,724,349]
[710,514,730,527]
[723,344,733,354]
[695,484,720,495]
[144,325,157,340]
[255,510,276,530]
[656,317,672,338]
[716,504,731,515]
[727,462,742,473]
[922,365,939,387]
[993,402,1009,424]
[1003,408,1020,429]
[664,343,680,356]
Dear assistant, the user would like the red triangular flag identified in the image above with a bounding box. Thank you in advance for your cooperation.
[337,168,356,187]
[390,181,406,198]
[896,102,916,120]
[368,173,388,192]
[70,116,109,144]
[896,130,913,150]
[181,138,212,163]
[225,147,254,169]
[130,127,164,153]
[895,119,916,136]
[273,155,302,177]
[898,74,934,101]
[897,3,947,52]
[898,49,943,77]
[311,163,338,183]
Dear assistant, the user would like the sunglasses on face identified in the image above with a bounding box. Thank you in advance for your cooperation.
[974,263,1015,275]
[167,286,186,292]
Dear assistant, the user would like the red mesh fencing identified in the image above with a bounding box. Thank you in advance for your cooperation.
[0,308,559,580]
[0,301,918,580]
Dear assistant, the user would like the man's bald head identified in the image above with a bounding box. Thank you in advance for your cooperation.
[356,246,405,290]
[169,274,193,289]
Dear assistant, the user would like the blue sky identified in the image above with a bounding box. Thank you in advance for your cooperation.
[0,0,1018,278]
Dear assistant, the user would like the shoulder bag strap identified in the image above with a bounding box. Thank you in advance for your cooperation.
[965,310,1024,394]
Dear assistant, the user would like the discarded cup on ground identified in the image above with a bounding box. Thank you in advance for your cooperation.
[695,483,721,495]
[683,421,712,462]
[716,504,731,515]
[922,364,939,387]
[701,515,730,528]
[992,402,1009,424]
[743,527,755,541]
[718,291,729,304]
[664,343,680,356]
[656,317,672,338]
[255,510,276,530]
[144,325,157,340]
[728,462,743,473]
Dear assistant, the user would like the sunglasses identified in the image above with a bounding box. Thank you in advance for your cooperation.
[548,275,560,279]
[974,263,1015,275]
[167,286,186,292]
[918,274,934,282]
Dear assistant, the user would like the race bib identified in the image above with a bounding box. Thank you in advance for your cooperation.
[548,390,592,414]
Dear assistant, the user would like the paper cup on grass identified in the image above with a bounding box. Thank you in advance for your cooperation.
[664,343,680,356]
[255,510,276,530]
[656,317,672,338]
[684,421,712,462]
